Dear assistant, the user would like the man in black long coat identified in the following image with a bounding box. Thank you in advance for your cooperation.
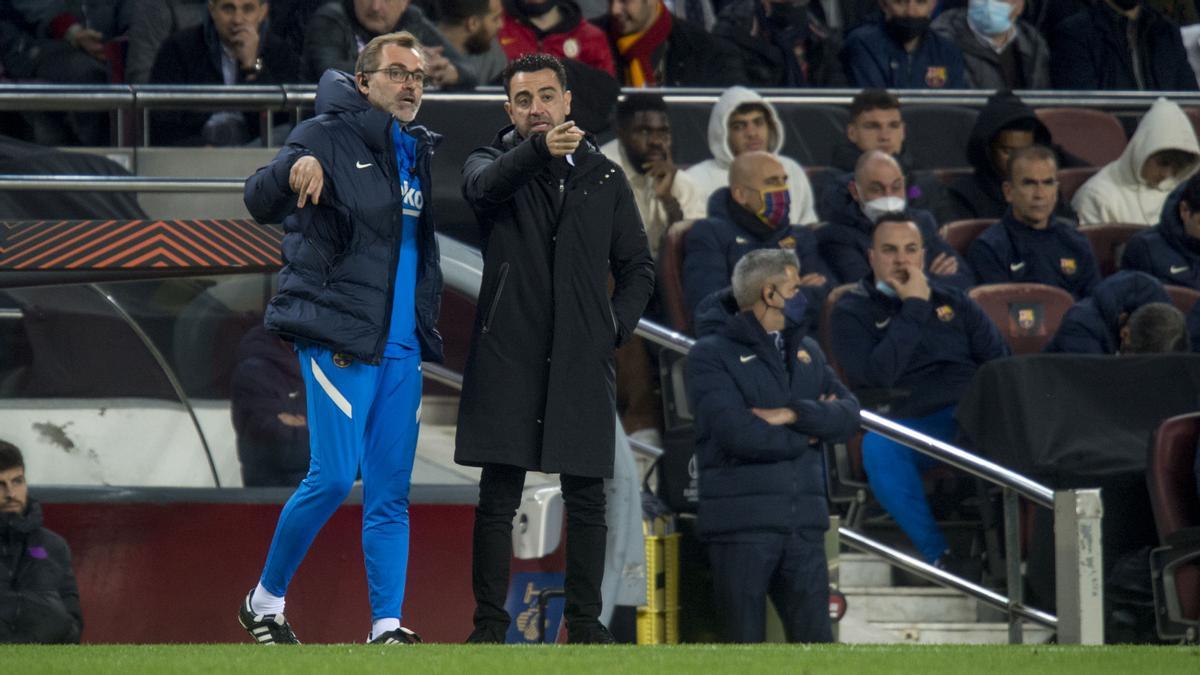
[456,52,654,644]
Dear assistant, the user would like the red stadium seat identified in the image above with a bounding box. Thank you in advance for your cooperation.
[818,283,858,383]
[968,283,1075,354]
[1035,108,1127,167]
[931,167,974,186]
[1056,166,1100,204]
[659,219,697,333]
[1166,284,1200,317]
[1079,222,1151,277]
[1146,412,1200,640]
[939,218,997,257]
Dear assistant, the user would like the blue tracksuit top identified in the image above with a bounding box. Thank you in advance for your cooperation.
[385,123,421,355]
[967,209,1101,299]
[1121,185,1200,291]
[1043,270,1168,355]
[841,21,967,90]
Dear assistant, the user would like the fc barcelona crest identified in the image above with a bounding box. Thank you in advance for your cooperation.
[1060,258,1077,275]
[925,66,947,88]
[779,236,797,249]
[936,305,955,322]
[796,349,812,364]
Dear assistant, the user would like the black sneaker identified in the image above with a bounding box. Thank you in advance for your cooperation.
[567,621,615,644]
[238,592,301,644]
[464,624,506,644]
[370,627,422,644]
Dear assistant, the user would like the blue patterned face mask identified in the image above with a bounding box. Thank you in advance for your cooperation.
[756,187,791,228]
[968,0,1013,36]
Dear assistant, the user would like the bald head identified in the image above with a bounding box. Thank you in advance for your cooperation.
[729,150,784,189]
[852,149,906,205]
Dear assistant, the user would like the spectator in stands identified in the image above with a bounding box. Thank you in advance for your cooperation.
[1072,98,1200,227]
[0,441,82,644]
[1050,0,1198,91]
[816,150,973,288]
[600,93,705,259]
[437,0,507,85]
[684,86,818,227]
[930,0,1050,90]
[1123,302,1190,353]
[687,249,859,644]
[499,0,614,75]
[831,212,1008,573]
[967,146,1100,298]
[710,0,844,87]
[304,0,478,88]
[1043,270,1171,354]
[840,0,967,89]
[231,324,310,488]
[945,91,1077,223]
[684,151,833,333]
[125,0,207,84]
[818,88,953,225]
[1122,172,1200,290]
[150,0,300,146]
[602,0,746,87]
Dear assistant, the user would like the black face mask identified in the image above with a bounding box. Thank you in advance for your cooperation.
[764,1,807,31]
[1109,0,1142,10]
[884,15,931,44]
[518,0,557,17]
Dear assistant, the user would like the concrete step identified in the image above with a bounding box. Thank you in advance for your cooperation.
[840,586,978,623]
[836,552,893,588]
[841,620,1054,645]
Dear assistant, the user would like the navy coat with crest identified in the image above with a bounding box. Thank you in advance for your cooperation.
[687,302,859,539]
[244,70,444,365]
[455,127,655,478]
[1121,185,1200,291]
[967,209,1100,300]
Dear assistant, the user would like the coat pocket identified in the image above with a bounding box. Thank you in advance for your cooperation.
[482,261,510,334]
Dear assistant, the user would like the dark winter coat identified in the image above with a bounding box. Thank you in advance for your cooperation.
[687,310,859,539]
[840,20,967,89]
[0,500,81,644]
[830,276,1009,418]
[967,209,1101,299]
[814,187,973,289]
[245,70,445,365]
[1121,185,1200,290]
[711,0,843,87]
[1051,1,1198,91]
[683,189,832,334]
[148,16,300,146]
[455,127,655,478]
[230,324,310,487]
[930,8,1050,90]
[814,164,955,240]
[1043,270,1168,355]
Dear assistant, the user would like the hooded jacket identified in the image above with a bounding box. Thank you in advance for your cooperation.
[682,188,832,333]
[303,0,478,87]
[683,86,818,226]
[930,8,1050,90]
[0,500,81,644]
[499,0,614,75]
[245,70,445,365]
[815,184,974,289]
[1072,98,1200,226]
[687,309,859,539]
[599,137,706,259]
[945,91,1076,223]
[1120,181,1200,290]
[711,0,844,87]
[967,209,1101,299]
[230,324,310,488]
[1051,1,1198,91]
[840,18,967,89]
[1043,270,1168,354]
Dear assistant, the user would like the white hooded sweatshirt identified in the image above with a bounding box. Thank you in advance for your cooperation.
[682,86,819,226]
[1072,97,1200,226]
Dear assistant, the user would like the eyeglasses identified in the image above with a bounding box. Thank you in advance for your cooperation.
[362,67,430,87]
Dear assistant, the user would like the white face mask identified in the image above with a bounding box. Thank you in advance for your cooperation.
[861,195,907,224]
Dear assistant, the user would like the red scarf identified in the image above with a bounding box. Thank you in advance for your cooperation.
[616,0,673,87]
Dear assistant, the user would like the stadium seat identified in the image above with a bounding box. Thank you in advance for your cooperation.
[667,102,715,167]
[901,105,978,169]
[659,219,697,333]
[818,283,858,382]
[779,104,851,168]
[968,283,1075,354]
[1035,107,1127,167]
[1056,166,1100,204]
[939,218,996,257]
[1146,412,1200,641]
[1080,222,1151,277]
[1166,284,1200,317]
[930,167,973,187]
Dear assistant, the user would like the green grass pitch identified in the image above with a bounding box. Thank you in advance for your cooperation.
[3,644,1200,674]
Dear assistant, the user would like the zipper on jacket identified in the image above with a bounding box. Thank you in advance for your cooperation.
[482,261,510,334]
[304,237,334,278]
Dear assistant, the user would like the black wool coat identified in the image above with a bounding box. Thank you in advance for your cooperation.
[455,127,655,478]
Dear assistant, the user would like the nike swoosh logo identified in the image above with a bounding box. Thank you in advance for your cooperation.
[875,318,891,329]
[739,354,757,363]
[1009,262,1025,272]
[356,161,372,169]
[735,237,749,244]
[1170,265,1189,274]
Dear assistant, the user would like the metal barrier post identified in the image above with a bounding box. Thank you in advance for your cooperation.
[1054,488,1104,644]
[1003,487,1023,644]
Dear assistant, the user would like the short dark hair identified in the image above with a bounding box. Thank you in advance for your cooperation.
[1006,144,1057,182]
[871,211,922,243]
[439,0,491,24]
[1124,302,1189,354]
[356,31,424,74]
[501,53,568,96]
[616,93,668,128]
[849,88,901,121]
[0,440,23,473]
[1180,171,1200,211]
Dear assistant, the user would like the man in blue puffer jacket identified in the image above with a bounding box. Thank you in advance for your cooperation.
[1043,271,1170,355]
[239,31,443,646]
[1122,172,1200,291]
[687,249,860,643]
